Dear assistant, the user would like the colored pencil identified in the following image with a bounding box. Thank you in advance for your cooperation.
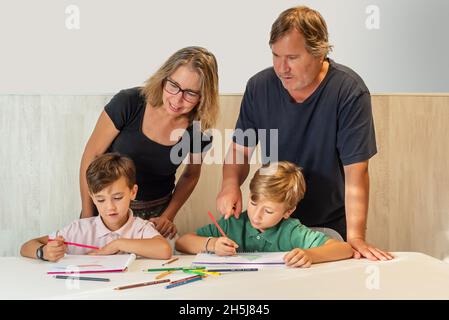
[144,266,206,272]
[114,279,170,290]
[207,211,227,237]
[155,270,173,279]
[54,275,110,282]
[183,270,221,276]
[165,277,203,289]
[48,239,99,250]
[162,257,179,266]
[206,268,259,272]
[169,275,203,285]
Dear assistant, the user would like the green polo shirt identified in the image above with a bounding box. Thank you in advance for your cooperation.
[196,211,329,252]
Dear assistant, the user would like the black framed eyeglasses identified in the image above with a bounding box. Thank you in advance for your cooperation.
[163,78,201,103]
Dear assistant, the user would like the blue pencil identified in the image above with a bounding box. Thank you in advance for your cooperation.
[165,276,203,289]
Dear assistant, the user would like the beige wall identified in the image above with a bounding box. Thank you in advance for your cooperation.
[368,95,449,259]
[176,95,449,261]
[1,94,448,260]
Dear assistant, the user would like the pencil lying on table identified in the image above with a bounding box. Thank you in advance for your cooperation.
[162,257,179,266]
[144,266,206,272]
[114,279,170,290]
[165,275,204,289]
[206,268,259,272]
[155,270,174,279]
[54,275,110,282]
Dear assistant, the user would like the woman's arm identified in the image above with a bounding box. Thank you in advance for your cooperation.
[80,111,119,218]
[151,153,204,237]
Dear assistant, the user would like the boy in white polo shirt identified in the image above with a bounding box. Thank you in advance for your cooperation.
[21,153,172,262]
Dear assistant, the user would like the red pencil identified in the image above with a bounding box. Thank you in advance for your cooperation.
[207,211,227,238]
[48,239,99,250]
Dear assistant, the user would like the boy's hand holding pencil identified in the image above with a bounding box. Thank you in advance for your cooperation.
[45,236,67,262]
[213,237,239,256]
[206,211,239,256]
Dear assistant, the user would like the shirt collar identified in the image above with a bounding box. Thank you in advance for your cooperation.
[94,209,135,238]
[245,216,283,245]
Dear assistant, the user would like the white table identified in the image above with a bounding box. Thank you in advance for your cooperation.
[1,252,449,300]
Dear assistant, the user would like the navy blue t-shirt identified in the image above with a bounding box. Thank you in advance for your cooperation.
[105,87,212,201]
[233,59,377,236]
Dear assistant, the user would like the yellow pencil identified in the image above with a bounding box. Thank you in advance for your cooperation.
[202,271,221,276]
[155,270,173,279]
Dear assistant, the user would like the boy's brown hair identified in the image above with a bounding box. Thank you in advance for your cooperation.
[249,161,306,210]
[86,153,136,194]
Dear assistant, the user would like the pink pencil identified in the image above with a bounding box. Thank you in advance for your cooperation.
[48,239,99,250]
[207,211,227,237]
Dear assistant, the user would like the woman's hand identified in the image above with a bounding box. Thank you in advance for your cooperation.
[149,216,177,239]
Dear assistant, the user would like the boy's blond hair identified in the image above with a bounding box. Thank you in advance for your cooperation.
[86,153,136,194]
[249,161,306,210]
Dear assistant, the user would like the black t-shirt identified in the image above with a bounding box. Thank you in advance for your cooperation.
[233,59,377,231]
[105,87,212,201]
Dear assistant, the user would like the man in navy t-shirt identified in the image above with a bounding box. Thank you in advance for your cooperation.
[216,6,393,261]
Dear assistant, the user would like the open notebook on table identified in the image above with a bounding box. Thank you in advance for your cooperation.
[47,254,136,274]
[192,252,287,266]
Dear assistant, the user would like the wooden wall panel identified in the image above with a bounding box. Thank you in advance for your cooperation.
[1,94,448,261]
[368,96,449,260]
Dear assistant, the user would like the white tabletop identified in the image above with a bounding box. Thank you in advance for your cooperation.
[1,252,449,300]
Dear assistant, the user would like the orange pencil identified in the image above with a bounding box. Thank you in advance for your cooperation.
[155,270,173,279]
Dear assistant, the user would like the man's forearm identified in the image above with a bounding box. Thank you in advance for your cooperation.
[344,162,370,240]
[222,162,250,188]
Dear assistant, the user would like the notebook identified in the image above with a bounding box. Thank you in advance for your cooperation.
[47,254,136,275]
[192,252,287,266]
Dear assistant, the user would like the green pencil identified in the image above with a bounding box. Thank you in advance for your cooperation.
[144,266,206,272]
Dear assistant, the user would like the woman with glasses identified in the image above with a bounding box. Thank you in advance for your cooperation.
[79,47,219,240]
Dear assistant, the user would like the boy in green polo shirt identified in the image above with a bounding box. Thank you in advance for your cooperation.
[176,161,353,268]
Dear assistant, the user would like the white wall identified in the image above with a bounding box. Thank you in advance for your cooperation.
[0,0,448,94]
[0,95,107,255]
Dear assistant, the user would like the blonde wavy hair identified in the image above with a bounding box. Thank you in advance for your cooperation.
[250,161,306,210]
[140,46,219,131]
[269,6,333,58]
